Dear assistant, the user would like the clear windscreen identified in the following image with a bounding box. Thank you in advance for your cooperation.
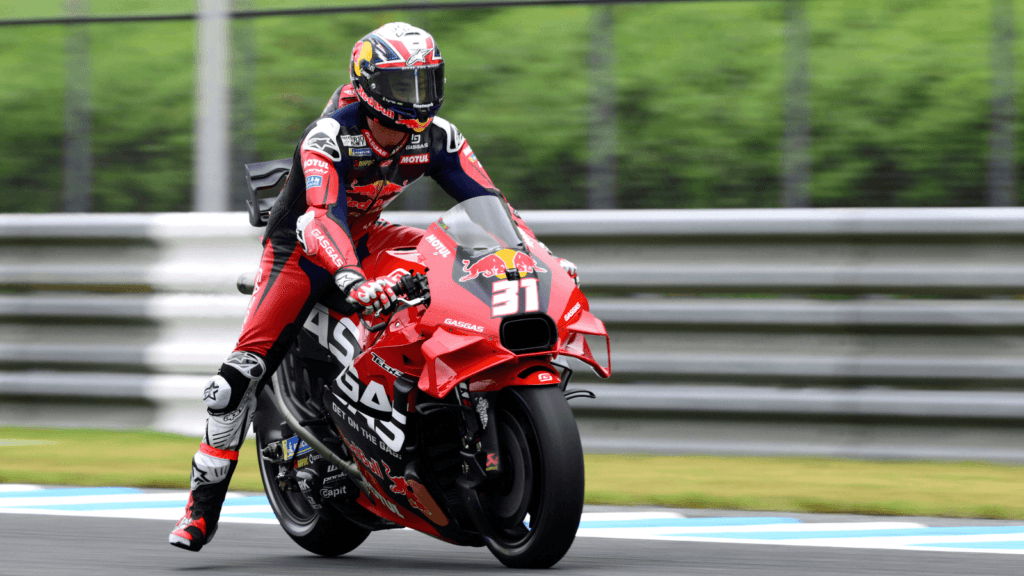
[437,195,526,258]
[375,65,444,105]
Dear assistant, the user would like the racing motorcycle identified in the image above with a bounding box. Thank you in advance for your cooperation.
[239,160,610,568]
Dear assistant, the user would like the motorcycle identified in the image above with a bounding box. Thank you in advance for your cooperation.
[238,159,611,568]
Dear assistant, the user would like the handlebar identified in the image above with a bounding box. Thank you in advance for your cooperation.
[366,272,430,332]
[239,270,429,332]
[394,271,430,302]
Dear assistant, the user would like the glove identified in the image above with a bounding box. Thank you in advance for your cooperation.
[335,268,398,315]
[557,258,580,287]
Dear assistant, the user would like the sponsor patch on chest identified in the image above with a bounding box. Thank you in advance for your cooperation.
[400,154,429,165]
[406,134,429,150]
[340,134,367,147]
[350,148,373,157]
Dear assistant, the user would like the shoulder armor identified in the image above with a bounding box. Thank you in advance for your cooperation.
[431,117,465,154]
[301,118,343,161]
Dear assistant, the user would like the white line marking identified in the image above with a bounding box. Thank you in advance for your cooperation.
[0,484,43,493]
[578,521,926,538]
[3,485,1022,555]
[580,511,684,521]
[0,491,251,507]
[626,535,1024,555]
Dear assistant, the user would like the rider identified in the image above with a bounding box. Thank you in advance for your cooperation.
[170,22,577,552]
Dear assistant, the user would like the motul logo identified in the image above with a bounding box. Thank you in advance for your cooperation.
[424,234,451,258]
[401,154,429,164]
[304,158,329,170]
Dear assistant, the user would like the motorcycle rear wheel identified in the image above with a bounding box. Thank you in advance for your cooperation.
[482,385,585,568]
[253,373,370,557]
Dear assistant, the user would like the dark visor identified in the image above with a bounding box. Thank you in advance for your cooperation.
[372,65,444,105]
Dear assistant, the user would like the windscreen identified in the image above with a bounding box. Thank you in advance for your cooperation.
[437,195,526,258]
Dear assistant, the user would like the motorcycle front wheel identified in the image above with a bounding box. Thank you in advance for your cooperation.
[481,385,585,569]
[253,367,370,557]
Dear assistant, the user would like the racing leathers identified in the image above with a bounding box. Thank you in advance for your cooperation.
[170,85,570,551]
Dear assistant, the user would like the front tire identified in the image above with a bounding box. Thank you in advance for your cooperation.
[253,367,370,557]
[482,385,585,568]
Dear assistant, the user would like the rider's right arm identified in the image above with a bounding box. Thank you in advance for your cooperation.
[294,118,360,276]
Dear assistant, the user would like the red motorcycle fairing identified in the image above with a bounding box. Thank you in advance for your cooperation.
[467,359,562,393]
[317,218,609,541]
[341,436,454,540]
[411,221,610,399]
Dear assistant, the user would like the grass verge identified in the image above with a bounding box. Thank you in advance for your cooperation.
[2,427,1022,519]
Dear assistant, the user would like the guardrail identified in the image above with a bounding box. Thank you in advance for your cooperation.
[3,208,1024,461]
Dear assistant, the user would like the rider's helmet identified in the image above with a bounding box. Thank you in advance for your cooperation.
[349,22,445,133]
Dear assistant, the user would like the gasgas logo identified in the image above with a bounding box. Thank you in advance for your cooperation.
[564,302,581,322]
[311,228,344,268]
[444,318,484,333]
[459,249,547,282]
[424,234,450,258]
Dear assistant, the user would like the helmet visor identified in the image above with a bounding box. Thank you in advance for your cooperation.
[373,65,444,105]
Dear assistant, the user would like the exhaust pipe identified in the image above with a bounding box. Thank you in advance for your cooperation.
[270,380,370,496]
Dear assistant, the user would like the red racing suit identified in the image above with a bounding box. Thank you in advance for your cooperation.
[235,85,540,372]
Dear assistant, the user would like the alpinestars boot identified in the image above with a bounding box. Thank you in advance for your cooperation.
[169,455,235,551]
[169,351,265,552]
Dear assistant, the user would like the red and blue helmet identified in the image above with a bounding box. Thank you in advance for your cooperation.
[349,22,445,133]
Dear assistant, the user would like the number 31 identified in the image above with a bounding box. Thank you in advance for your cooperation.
[491,278,539,316]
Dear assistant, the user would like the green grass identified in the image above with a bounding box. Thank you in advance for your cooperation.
[2,427,1022,519]
[585,454,1024,520]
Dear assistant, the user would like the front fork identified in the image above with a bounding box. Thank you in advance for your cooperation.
[457,382,501,485]
[455,359,581,486]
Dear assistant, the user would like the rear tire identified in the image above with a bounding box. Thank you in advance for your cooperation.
[482,385,585,568]
[253,363,370,557]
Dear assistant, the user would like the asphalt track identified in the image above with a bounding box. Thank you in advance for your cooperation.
[2,508,1022,576]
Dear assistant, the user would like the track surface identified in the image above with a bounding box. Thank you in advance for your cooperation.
[3,514,1022,576]
[1,486,1023,576]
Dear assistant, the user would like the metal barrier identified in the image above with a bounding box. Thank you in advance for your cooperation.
[3,208,1024,461]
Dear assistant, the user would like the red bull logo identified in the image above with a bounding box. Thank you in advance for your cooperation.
[382,462,428,516]
[459,249,547,282]
[356,85,395,120]
[347,180,403,211]
[348,444,382,479]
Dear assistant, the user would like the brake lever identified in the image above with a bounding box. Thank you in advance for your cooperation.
[365,297,427,332]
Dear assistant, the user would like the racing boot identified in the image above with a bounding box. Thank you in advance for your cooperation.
[169,351,266,552]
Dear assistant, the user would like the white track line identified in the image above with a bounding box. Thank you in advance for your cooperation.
[3,485,1022,555]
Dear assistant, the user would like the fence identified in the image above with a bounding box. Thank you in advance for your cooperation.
[1,0,1019,214]
[3,208,1024,461]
